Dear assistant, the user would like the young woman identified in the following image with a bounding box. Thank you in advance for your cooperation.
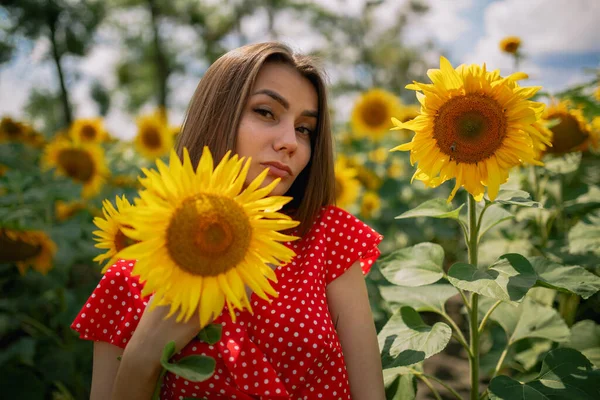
[72,42,385,400]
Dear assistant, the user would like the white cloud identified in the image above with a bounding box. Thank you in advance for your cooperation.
[403,0,473,45]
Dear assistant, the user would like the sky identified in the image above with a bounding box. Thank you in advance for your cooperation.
[1,0,599,139]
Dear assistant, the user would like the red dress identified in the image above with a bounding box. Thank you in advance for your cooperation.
[72,205,382,399]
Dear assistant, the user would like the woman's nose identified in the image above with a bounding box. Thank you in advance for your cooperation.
[273,121,298,153]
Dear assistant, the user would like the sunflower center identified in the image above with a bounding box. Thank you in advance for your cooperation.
[0,231,41,263]
[503,42,519,53]
[81,124,98,140]
[361,100,389,128]
[547,112,588,154]
[433,94,507,163]
[166,193,251,276]
[3,120,23,138]
[115,226,138,252]
[57,149,96,182]
[142,127,162,149]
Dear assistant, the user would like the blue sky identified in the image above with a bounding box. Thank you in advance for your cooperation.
[1,0,598,138]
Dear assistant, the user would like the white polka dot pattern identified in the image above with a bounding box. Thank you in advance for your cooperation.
[71,205,382,399]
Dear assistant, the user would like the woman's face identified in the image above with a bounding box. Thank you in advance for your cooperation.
[236,62,317,196]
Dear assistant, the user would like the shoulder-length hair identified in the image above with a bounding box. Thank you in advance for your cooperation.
[175,42,335,235]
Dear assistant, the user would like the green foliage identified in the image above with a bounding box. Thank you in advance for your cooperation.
[489,348,600,400]
[379,243,445,286]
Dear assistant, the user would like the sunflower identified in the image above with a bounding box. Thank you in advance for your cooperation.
[391,57,546,202]
[42,138,108,199]
[114,147,300,327]
[69,118,107,144]
[368,147,389,163]
[334,156,361,209]
[360,191,381,219]
[0,228,57,275]
[543,100,596,154]
[387,158,405,179]
[499,36,521,54]
[0,117,31,143]
[134,111,174,160]
[351,89,402,140]
[93,195,137,271]
[55,200,85,221]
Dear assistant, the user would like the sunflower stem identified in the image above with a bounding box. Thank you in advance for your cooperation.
[467,194,480,400]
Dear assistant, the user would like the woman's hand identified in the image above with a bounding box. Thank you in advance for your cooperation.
[110,296,206,400]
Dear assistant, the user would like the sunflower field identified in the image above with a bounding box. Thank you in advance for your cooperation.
[1,1,600,399]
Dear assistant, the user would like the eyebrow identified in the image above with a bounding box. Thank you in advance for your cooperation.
[252,89,318,118]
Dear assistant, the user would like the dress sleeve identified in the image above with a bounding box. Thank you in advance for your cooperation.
[70,259,149,349]
[324,206,383,285]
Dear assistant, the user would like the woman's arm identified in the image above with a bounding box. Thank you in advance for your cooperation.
[90,296,207,400]
[327,261,385,400]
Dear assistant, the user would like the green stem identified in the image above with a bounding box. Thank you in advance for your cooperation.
[558,293,580,327]
[467,194,480,400]
[416,374,443,400]
[441,312,472,357]
[151,367,167,400]
[478,300,502,334]
[474,202,491,245]
[492,345,510,379]
[410,369,464,400]
[459,289,471,311]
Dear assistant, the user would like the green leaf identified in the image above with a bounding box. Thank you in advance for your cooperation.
[162,355,216,382]
[383,365,419,400]
[563,320,600,368]
[379,243,445,287]
[395,198,464,220]
[494,189,541,208]
[489,348,600,400]
[529,257,600,299]
[514,339,553,370]
[379,284,458,314]
[197,323,222,345]
[526,287,556,306]
[160,340,176,364]
[568,211,600,256]
[448,254,537,302]
[379,307,452,368]
[486,298,570,346]
[478,205,514,241]
[543,152,582,174]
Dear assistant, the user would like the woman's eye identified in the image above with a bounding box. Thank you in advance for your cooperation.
[296,126,313,136]
[254,108,274,119]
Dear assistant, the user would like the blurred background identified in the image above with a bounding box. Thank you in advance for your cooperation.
[1,0,599,399]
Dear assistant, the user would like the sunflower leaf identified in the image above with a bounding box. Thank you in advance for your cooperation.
[447,254,537,302]
[494,189,540,208]
[529,256,600,299]
[563,320,600,368]
[395,198,465,220]
[379,284,458,315]
[160,341,176,364]
[488,348,600,400]
[161,355,216,382]
[379,243,445,287]
[568,211,600,256]
[480,297,570,346]
[379,306,451,368]
[197,323,222,345]
[478,205,514,242]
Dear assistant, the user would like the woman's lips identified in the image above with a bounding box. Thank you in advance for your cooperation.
[261,162,291,178]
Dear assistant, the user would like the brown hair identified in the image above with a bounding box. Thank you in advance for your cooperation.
[175,42,335,235]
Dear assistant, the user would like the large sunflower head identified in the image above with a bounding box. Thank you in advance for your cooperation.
[42,138,109,199]
[391,56,547,202]
[499,36,521,54]
[114,147,300,327]
[69,118,107,144]
[351,89,402,140]
[542,100,595,154]
[92,195,137,271]
[0,228,57,275]
[334,156,361,209]
[134,111,174,160]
